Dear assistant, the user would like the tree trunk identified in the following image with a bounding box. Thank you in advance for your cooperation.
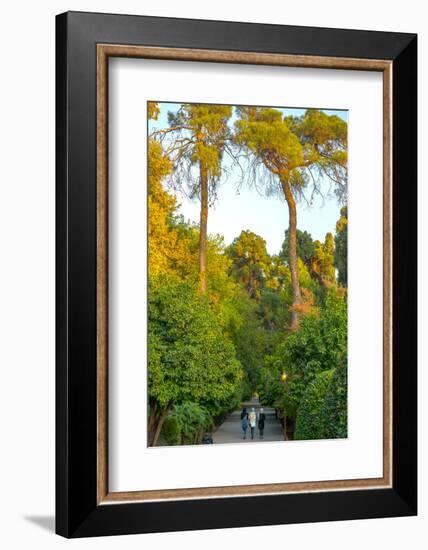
[199,163,209,293]
[151,403,171,447]
[281,177,302,330]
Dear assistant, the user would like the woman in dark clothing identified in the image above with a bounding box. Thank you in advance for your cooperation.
[240,408,249,440]
[258,407,266,439]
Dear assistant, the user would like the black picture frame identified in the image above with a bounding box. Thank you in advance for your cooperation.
[56,10,417,538]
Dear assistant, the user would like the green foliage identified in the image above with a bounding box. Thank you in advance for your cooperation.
[234,107,303,171]
[260,289,347,423]
[148,276,243,409]
[310,232,336,287]
[322,359,348,439]
[169,402,213,444]
[281,229,315,267]
[294,369,334,440]
[277,257,317,310]
[294,109,347,151]
[204,235,244,333]
[148,139,207,281]
[258,288,290,333]
[161,415,181,445]
[235,106,347,330]
[228,230,271,300]
[240,378,253,402]
[258,354,287,409]
[166,103,232,193]
[229,297,268,391]
[147,103,348,444]
[234,107,347,199]
[334,207,348,286]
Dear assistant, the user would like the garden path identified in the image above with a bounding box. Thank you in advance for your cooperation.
[212,398,284,444]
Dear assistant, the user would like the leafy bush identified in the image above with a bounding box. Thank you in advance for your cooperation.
[261,288,347,422]
[169,402,213,444]
[321,360,348,439]
[161,415,181,445]
[148,276,243,408]
[294,369,334,440]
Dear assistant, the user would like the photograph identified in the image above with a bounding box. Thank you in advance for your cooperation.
[147,101,348,447]
[0,1,419,545]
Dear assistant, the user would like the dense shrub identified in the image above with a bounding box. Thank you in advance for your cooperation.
[259,289,347,424]
[322,360,348,439]
[161,415,181,445]
[148,276,243,444]
[169,402,213,444]
[294,369,334,440]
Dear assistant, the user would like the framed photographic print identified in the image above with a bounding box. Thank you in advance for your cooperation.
[56,11,417,538]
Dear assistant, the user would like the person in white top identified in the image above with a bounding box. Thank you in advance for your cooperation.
[248,408,257,440]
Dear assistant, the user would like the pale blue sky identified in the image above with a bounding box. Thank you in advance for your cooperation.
[149,103,348,255]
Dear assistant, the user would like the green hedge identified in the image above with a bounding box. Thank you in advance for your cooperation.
[294,369,334,440]
[322,361,348,439]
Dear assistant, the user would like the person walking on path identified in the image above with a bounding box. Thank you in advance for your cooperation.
[240,408,249,440]
[248,408,257,440]
[258,407,266,439]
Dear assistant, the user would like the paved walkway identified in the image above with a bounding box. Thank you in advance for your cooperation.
[212,398,284,444]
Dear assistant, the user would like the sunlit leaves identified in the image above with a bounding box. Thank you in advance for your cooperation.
[147,103,348,443]
[310,232,336,287]
[148,139,195,278]
[234,107,347,194]
[228,230,271,301]
[148,276,243,409]
[148,101,160,120]
[235,108,304,175]
[162,103,233,196]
